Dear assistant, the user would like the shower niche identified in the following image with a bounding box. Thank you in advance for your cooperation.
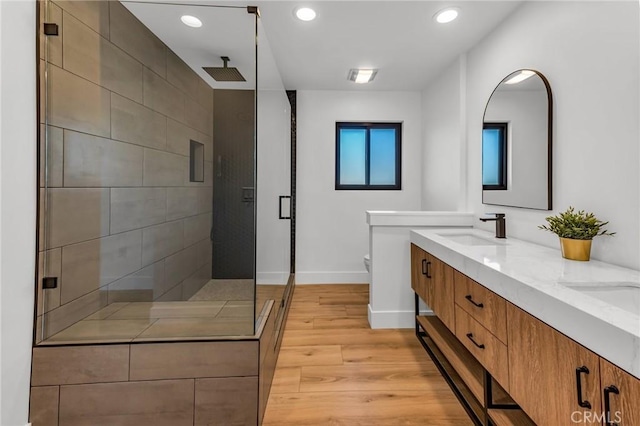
[31,1,293,424]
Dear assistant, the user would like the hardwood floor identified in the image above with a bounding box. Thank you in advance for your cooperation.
[263,284,472,425]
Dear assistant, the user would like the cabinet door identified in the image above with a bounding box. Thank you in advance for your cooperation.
[430,256,455,331]
[410,244,430,305]
[600,358,640,425]
[507,303,602,425]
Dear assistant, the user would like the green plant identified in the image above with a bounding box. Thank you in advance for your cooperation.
[539,207,615,240]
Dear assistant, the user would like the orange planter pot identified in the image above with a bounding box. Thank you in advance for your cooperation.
[559,237,592,261]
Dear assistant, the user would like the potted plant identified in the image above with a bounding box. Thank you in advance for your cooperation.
[539,207,615,261]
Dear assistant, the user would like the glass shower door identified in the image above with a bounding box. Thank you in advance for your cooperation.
[256,17,292,316]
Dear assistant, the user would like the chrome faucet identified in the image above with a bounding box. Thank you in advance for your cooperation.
[480,213,506,239]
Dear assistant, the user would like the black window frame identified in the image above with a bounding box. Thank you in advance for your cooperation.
[482,122,508,191]
[335,122,402,190]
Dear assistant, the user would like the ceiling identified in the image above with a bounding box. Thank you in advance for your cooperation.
[124,0,523,92]
[257,1,522,91]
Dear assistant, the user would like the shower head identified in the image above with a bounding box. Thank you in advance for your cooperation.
[203,56,246,82]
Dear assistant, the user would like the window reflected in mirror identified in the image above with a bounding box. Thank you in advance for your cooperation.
[482,123,507,190]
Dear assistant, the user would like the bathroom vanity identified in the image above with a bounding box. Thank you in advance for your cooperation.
[410,228,640,425]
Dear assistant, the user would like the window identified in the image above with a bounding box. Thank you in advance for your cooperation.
[335,122,401,190]
[482,123,507,190]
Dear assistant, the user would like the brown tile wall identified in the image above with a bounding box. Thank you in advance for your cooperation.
[129,341,259,381]
[37,0,214,341]
[30,339,261,425]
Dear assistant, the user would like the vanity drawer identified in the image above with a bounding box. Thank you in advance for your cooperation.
[455,306,509,391]
[454,271,507,344]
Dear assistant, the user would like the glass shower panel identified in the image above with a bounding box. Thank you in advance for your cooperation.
[36,0,63,344]
[36,1,257,344]
[256,18,292,316]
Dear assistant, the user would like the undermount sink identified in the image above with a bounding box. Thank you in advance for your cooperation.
[565,282,640,315]
[438,233,503,246]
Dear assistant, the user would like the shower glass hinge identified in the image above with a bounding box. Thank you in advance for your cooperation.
[44,23,59,36]
[247,6,260,16]
[43,277,58,289]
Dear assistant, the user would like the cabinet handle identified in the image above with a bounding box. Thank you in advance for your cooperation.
[575,366,592,409]
[603,385,620,426]
[466,333,485,349]
[421,259,427,275]
[425,261,432,278]
[464,294,484,308]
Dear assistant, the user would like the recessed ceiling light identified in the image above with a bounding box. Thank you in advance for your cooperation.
[295,7,316,21]
[505,70,536,85]
[434,8,459,24]
[348,69,378,84]
[181,15,202,28]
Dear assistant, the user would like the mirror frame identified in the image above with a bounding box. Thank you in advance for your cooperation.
[481,69,553,210]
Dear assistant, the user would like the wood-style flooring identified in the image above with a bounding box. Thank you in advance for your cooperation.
[263,284,472,425]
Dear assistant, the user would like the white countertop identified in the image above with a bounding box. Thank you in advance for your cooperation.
[410,228,640,379]
[366,211,474,227]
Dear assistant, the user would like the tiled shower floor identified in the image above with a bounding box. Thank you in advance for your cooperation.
[40,282,284,345]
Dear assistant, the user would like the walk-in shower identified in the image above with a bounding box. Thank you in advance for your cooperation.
[36,0,293,345]
[31,3,294,423]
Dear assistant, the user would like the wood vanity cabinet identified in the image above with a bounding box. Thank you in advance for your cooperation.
[600,358,640,425]
[410,244,455,331]
[410,244,430,305]
[508,303,640,425]
[451,271,510,391]
[411,243,640,425]
[455,305,509,391]
[430,255,455,331]
[507,303,603,425]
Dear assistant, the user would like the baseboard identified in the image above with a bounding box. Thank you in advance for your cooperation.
[294,271,369,284]
[367,305,433,329]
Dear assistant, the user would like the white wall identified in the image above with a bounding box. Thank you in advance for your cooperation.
[421,56,466,211]
[296,90,422,283]
[423,1,640,270]
[0,1,37,425]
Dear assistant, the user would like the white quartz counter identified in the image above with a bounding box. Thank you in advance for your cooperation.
[410,228,640,379]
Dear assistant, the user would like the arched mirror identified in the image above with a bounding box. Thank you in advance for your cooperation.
[482,69,552,210]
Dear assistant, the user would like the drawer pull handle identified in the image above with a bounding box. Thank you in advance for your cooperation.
[603,385,620,426]
[575,366,592,409]
[464,295,484,308]
[466,333,485,349]
[421,260,432,278]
